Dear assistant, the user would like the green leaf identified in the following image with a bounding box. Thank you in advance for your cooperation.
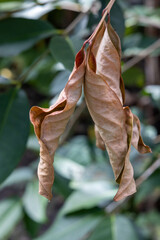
[27,135,40,152]
[54,155,85,180]
[136,211,160,239]
[123,34,157,57]
[50,70,71,95]
[26,54,58,95]
[61,182,117,215]
[0,1,30,12]
[24,215,41,238]
[125,6,160,29]
[49,36,75,71]
[0,0,29,2]
[0,18,54,57]
[0,199,23,239]
[122,67,145,88]
[0,88,30,184]
[145,85,160,108]
[70,35,84,54]
[53,154,85,198]
[34,212,104,240]
[70,162,115,187]
[88,217,112,239]
[57,136,93,165]
[88,215,139,240]
[110,2,125,41]
[23,180,48,223]
[0,167,34,189]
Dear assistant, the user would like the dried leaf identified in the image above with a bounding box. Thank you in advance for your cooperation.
[85,26,129,193]
[84,20,150,201]
[132,114,152,154]
[114,108,151,201]
[92,21,125,154]
[30,49,85,200]
[30,2,151,201]
[114,107,136,201]
[95,22,124,104]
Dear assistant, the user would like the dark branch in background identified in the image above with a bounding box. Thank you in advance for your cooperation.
[105,158,160,214]
[136,16,160,30]
[122,38,160,73]
[64,11,89,36]
[136,158,160,187]
[18,49,50,84]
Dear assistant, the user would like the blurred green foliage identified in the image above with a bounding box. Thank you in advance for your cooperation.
[0,0,160,239]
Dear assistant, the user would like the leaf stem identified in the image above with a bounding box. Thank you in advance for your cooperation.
[83,0,116,47]
[18,49,50,84]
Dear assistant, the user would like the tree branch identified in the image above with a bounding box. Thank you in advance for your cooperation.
[18,49,50,84]
[105,158,160,214]
[122,38,160,73]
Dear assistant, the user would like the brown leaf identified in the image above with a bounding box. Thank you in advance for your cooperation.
[85,27,129,190]
[30,48,85,200]
[92,21,125,153]
[85,20,148,201]
[95,22,124,104]
[132,114,152,154]
[114,107,136,201]
[30,5,151,202]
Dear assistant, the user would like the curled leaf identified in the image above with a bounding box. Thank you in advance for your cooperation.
[95,22,124,104]
[114,107,136,201]
[85,20,151,201]
[132,114,152,154]
[30,1,151,201]
[85,34,128,189]
[30,48,85,200]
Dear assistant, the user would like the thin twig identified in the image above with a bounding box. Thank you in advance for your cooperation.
[136,158,160,187]
[64,11,88,35]
[18,49,50,84]
[83,0,115,46]
[105,158,160,213]
[122,38,160,73]
[137,16,160,29]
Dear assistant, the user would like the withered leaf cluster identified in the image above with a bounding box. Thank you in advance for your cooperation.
[30,12,151,201]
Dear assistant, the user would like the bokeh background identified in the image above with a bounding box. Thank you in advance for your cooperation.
[0,0,160,239]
